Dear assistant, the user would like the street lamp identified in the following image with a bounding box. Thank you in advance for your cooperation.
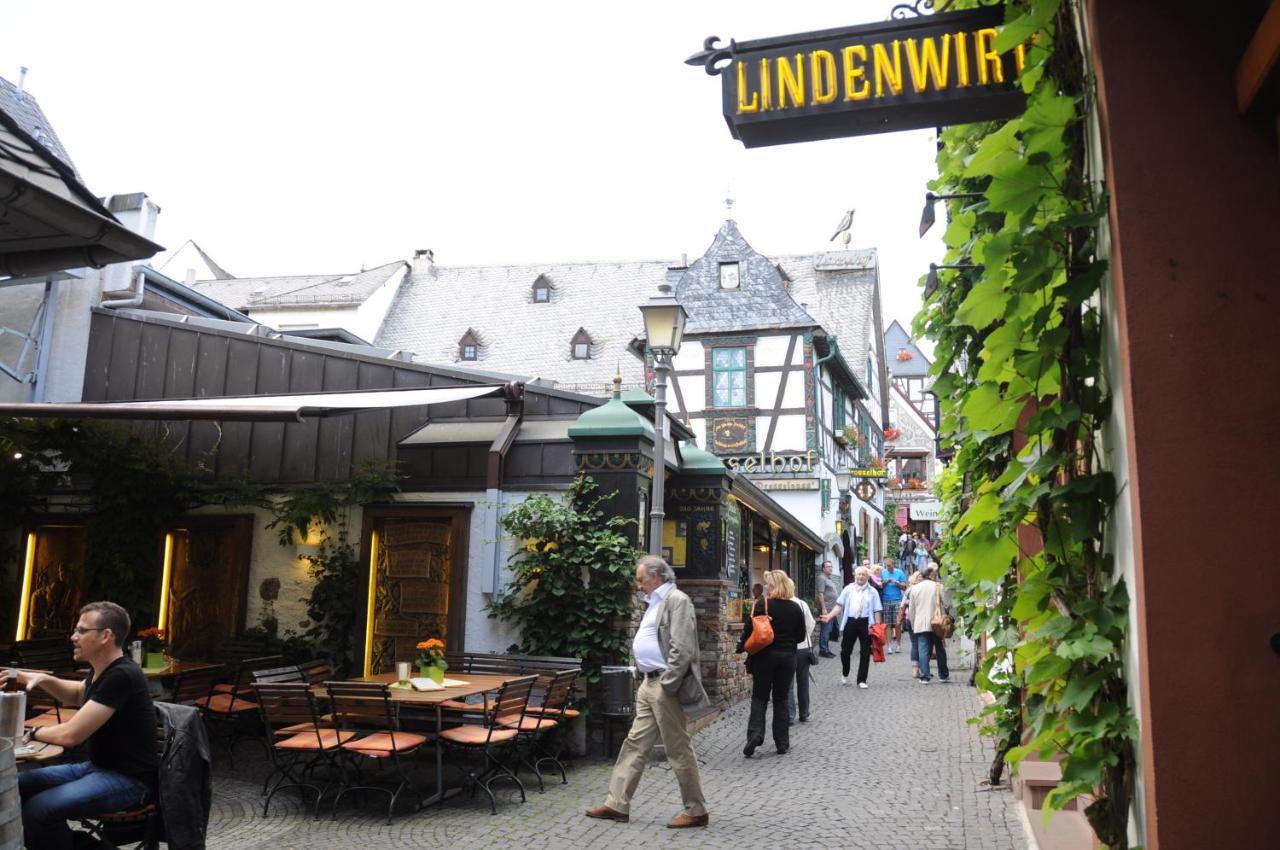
[639,283,689,557]
[835,468,853,497]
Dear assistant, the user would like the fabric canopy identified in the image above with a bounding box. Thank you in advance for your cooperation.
[0,384,506,423]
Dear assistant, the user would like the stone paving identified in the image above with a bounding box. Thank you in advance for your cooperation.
[208,647,1028,850]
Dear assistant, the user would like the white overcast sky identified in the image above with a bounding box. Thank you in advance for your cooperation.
[4,0,945,334]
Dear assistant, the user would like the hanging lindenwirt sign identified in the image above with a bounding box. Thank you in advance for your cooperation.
[688,5,1027,148]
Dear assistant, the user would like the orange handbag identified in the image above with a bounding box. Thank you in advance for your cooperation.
[743,596,775,655]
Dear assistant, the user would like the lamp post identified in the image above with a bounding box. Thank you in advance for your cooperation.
[639,283,689,558]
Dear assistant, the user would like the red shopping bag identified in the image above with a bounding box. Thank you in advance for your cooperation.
[870,623,887,662]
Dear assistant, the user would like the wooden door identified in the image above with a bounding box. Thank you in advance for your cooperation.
[361,507,469,675]
[21,523,87,640]
[165,516,253,661]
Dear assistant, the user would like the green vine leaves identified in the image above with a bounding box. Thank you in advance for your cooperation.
[914,0,1135,843]
[487,475,639,685]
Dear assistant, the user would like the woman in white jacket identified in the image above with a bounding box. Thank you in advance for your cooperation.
[782,574,817,723]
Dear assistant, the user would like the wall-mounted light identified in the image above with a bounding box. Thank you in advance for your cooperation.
[925,262,985,299]
[293,517,326,556]
[362,529,380,678]
[919,191,984,237]
[158,532,175,635]
[15,533,36,641]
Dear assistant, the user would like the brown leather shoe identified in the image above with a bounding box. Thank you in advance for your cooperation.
[666,812,709,828]
[585,804,629,823]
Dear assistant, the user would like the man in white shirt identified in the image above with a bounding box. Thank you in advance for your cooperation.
[587,556,709,829]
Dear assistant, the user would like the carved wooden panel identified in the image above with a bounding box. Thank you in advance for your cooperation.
[166,517,252,661]
[25,525,87,640]
[368,516,453,674]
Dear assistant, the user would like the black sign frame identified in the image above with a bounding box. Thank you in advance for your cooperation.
[696,6,1025,148]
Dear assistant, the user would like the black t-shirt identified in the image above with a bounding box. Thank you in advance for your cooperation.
[83,656,159,785]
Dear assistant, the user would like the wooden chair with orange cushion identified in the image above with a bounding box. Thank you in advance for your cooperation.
[77,707,167,849]
[515,667,580,788]
[325,681,430,824]
[253,681,351,819]
[214,654,283,696]
[437,674,538,814]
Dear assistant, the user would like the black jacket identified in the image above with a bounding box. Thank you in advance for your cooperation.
[155,701,212,850]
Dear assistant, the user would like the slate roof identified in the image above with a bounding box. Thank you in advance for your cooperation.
[885,319,932,378]
[777,248,879,380]
[674,220,818,334]
[0,75,78,176]
[376,257,674,396]
[191,260,406,311]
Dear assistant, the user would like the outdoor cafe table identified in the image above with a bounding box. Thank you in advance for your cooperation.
[139,659,219,680]
[314,671,510,809]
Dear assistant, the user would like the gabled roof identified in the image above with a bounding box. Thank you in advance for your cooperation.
[190,260,406,311]
[0,75,77,176]
[777,248,879,378]
[885,319,932,378]
[674,220,818,335]
[156,239,236,282]
[376,256,673,395]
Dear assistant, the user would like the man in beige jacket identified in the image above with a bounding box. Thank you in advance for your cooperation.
[586,555,710,828]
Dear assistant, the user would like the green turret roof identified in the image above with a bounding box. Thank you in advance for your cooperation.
[678,440,726,473]
[567,377,655,439]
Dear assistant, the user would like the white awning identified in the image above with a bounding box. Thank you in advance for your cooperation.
[0,384,506,423]
[398,418,573,446]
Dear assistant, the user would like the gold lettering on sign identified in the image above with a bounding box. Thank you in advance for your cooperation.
[759,57,773,111]
[954,32,971,88]
[872,40,904,98]
[975,28,1003,85]
[842,45,870,101]
[737,61,760,113]
[776,53,805,108]
[904,35,951,93]
[811,50,837,104]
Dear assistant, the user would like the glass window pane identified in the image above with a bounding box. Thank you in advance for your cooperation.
[732,349,746,368]
[713,349,729,368]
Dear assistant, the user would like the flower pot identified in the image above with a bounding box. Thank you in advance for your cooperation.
[145,652,166,669]
[419,664,445,684]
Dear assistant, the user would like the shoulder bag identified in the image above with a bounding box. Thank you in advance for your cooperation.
[743,596,775,655]
[930,583,955,638]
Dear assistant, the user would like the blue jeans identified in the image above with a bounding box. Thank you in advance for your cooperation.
[818,618,835,653]
[20,761,152,850]
[915,632,949,681]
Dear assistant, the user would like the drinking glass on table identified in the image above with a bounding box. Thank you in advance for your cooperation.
[397,662,410,686]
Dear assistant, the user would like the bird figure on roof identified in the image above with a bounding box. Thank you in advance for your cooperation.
[829,208,856,242]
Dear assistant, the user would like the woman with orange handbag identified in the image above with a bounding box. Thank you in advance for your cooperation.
[737,570,806,757]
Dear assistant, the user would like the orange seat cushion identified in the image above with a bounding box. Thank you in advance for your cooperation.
[439,698,485,712]
[96,803,158,822]
[196,693,257,714]
[498,716,557,732]
[273,715,334,736]
[342,731,429,755]
[275,729,356,751]
[525,706,580,719]
[438,725,518,746]
[213,683,252,695]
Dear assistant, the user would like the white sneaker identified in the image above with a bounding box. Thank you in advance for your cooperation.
[840,675,849,686]
[858,682,868,689]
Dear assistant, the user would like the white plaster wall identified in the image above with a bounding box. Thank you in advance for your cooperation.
[249,306,364,338]
[355,265,408,341]
[42,270,100,402]
[781,370,806,408]
[690,419,707,447]
[769,415,808,452]
[670,341,704,372]
[675,374,705,414]
[753,334,790,363]
[770,490,822,537]
[755,371,781,408]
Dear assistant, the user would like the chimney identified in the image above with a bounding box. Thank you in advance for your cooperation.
[412,248,436,277]
[17,66,27,95]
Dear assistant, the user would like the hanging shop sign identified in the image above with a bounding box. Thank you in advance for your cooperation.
[853,480,877,503]
[688,5,1026,147]
[726,450,816,475]
[910,500,942,520]
[849,467,889,479]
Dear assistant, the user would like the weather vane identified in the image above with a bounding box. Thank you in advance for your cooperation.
[830,208,856,247]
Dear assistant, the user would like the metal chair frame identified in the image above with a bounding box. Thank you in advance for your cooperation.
[325,680,428,824]
[439,674,538,814]
[253,681,346,819]
[78,709,166,849]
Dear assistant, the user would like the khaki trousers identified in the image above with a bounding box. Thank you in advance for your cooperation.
[603,676,707,816]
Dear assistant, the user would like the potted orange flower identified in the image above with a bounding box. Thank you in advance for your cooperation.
[416,638,448,683]
[136,627,169,669]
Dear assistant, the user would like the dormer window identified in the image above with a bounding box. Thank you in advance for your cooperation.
[719,262,740,290]
[571,327,593,360]
[532,274,553,303]
[458,329,480,362]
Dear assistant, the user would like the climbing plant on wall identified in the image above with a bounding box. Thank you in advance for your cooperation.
[915,1,1134,847]
[487,475,638,684]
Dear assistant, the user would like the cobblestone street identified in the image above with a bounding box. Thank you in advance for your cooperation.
[208,648,1028,850]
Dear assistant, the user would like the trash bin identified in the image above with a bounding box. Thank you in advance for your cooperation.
[600,665,636,717]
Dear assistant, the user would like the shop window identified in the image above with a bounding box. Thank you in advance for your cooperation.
[712,347,747,407]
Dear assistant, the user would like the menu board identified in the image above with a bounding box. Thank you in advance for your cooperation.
[723,504,740,581]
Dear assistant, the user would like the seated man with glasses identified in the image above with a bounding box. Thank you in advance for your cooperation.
[8,601,158,850]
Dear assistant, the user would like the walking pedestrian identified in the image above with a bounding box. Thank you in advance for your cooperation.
[906,564,950,683]
[585,556,710,828]
[902,571,924,678]
[817,561,839,658]
[820,566,883,689]
[739,570,806,756]
[880,557,908,653]
[784,573,816,723]
[901,532,916,572]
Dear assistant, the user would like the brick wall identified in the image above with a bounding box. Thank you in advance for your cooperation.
[680,578,749,706]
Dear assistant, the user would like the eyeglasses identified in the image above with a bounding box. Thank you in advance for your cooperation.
[71,627,106,636]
